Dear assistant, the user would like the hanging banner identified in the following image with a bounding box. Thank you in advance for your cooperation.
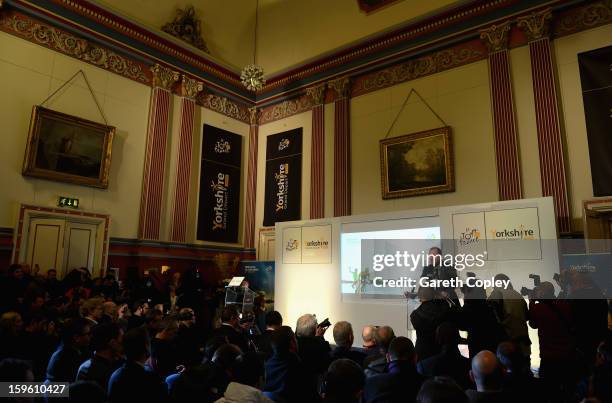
[263,128,302,226]
[578,46,612,196]
[197,125,242,243]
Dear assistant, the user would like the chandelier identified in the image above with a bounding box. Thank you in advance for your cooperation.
[241,0,265,92]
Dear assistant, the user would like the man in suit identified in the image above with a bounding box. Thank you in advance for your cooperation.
[321,359,365,403]
[410,287,455,361]
[77,323,123,390]
[46,318,91,382]
[417,322,471,389]
[211,305,249,353]
[420,246,459,303]
[331,321,366,367]
[256,310,282,361]
[295,314,331,391]
[107,327,168,403]
[364,326,395,377]
[264,326,317,402]
[363,336,424,402]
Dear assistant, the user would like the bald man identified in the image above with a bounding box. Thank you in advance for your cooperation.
[361,326,377,355]
[466,350,510,403]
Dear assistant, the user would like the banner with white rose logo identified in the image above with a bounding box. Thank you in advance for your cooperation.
[197,125,242,243]
[263,128,302,227]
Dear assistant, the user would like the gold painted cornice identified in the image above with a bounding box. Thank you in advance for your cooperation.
[151,64,180,90]
[480,21,511,53]
[328,77,351,100]
[306,83,326,106]
[177,75,203,99]
[248,107,260,126]
[517,9,553,42]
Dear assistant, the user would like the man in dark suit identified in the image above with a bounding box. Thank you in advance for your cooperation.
[256,310,282,361]
[363,336,424,402]
[321,359,365,403]
[364,326,395,377]
[410,286,455,361]
[107,327,168,403]
[331,321,366,367]
[420,246,459,302]
[417,322,471,389]
[77,323,123,390]
[46,318,91,382]
[264,326,317,402]
[211,305,249,353]
[295,314,331,391]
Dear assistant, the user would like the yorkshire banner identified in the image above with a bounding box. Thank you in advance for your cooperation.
[197,125,242,243]
[263,128,302,227]
[578,45,612,196]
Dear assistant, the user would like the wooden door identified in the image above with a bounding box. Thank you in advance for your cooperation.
[25,218,65,274]
[62,221,98,277]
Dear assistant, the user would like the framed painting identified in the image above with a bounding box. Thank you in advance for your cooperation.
[380,126,454,199]
[22,106,115,188]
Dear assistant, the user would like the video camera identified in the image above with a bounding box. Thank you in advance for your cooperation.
[520,274,541,297]
[317,318,331,329]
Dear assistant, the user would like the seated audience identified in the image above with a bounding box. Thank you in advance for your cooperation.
[108,327,168,403]
[215,352,273,403]
[77,323,123,389]
[212,306,249,353]
[81,297,105,326]
[364,336,424,403]
[147,317,179,378]
[417,322,471,389]
[465,350,510,403]
[46,318,91,382]
[364,325,395,377]
[264,325,317,402]
[417,377,468,403]
[321,359,365,403]
[331,321,366,366]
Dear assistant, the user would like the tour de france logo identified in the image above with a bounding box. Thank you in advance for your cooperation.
[278,138,290,151]
[285,239,298,252]
[214,139,231,154]
[459,228,481,246]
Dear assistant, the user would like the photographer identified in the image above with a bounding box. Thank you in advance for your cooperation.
[420,247,460,304]
[528,281,576,401]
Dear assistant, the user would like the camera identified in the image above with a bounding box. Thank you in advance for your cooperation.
[520,274,541,297]
[317,318,331,329]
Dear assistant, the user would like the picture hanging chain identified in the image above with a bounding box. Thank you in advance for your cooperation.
[384,88,447,139]
[39,70,109,126]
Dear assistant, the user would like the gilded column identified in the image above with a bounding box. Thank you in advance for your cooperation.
[480,22,522,201]
[138,64,179,240]
[329,77,351,217]
[170,75,203,242]
[243,107,260,249]
[307,83,326,219]
[518,9,571,232]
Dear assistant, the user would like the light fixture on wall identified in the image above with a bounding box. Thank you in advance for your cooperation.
[241,0,266,92]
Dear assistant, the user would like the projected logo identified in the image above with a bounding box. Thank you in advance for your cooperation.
[459,228,481,246]
[285,239,299,251]
[275,163,289,212]
[211,172,230,231]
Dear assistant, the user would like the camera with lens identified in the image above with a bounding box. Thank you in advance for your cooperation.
[520,274,541,297]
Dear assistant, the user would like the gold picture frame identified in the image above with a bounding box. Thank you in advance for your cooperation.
[380,126,454,199]
[22,106,115,188]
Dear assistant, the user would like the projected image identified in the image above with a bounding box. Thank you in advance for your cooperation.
[341,226,440,298]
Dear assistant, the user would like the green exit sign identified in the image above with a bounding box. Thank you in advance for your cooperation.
[58,196,80,209]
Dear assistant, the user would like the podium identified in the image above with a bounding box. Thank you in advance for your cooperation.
[225,277,256,315]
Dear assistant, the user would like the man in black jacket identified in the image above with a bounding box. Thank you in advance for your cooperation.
[46,318,91,382]
[364,326,395,377]
[363,336,424,402]
[211,305,249,353]
[108,327,168,403]
[295,314,331,390]
[331,321,366,367]
[77,323,123,390]
[410,287,455,361]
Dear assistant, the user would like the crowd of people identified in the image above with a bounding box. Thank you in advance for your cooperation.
[0,261,611,403]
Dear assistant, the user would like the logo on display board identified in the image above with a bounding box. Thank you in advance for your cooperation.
[278,138,290,151]
[459,228,481,246]
[214,139,231,154]
[304,239,330,249]
[489,224,537,240]
[211,172,230,231]
[286,239,299,251]
[275,163,289,212]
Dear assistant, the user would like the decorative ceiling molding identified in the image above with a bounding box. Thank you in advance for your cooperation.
[162,5,209,53]
[329,77,351,100]
[197,93,250,124]
[151,64,180,90]
[0,9,151,83]
[517,8,553,41]
[177,75,204,99]
[259,95,313,125]
[553,0,612,37]
[305,83,327,106]
[480,21,512,53]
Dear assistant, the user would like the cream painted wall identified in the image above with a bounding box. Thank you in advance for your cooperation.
[0,31,150,238]
[94,0,255,71]
[255,111,312,237]
[351,60,498,214]
[258,0,460,74]
[553,24,612,231]
[187,108,251,246]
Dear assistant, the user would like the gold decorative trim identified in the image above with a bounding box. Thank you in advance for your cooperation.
[0,12,149,83]
[480,21,512,53]
[151,64,180,90]
[197,93,250,124]
[259,96,313,125]
[352,43,485,96]
[248,107,260,126]
[553,0,612,37]
[177,75,204,99]
[517,9,553,42]
[162,6,209,52]
[329,77,351,100]
[305,83,326,106]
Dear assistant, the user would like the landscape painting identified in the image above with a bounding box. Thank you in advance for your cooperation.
[380,126,454,199]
